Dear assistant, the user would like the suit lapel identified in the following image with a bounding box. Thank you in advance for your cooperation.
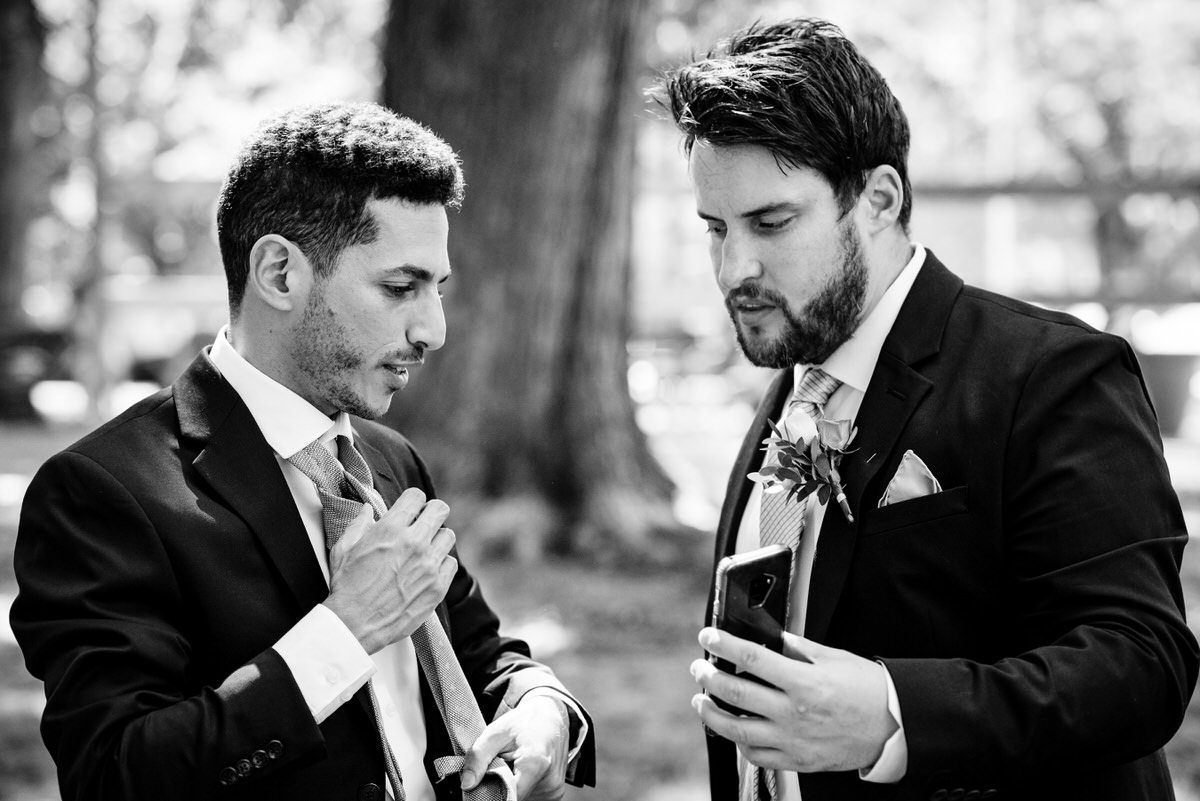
[804,252,962,642]
[176,351,329,613]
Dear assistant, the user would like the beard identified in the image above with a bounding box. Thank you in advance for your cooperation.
[293,285,421,420]
[725,221,868,368]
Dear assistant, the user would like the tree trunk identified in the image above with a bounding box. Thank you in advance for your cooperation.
[0,0,46,336]
[381,0,683,562]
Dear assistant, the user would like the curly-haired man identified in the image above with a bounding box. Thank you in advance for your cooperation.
[12,102,595,801]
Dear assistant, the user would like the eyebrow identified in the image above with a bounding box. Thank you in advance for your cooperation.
[696,201,801,221]
[383,265,451,283]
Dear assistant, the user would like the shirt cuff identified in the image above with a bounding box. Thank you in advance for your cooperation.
[518,687,590,778]
[859,661,908,784]
[273,603,376,723]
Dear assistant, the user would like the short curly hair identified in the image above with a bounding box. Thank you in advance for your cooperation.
[216,102,464,317]
[657,18,912,228]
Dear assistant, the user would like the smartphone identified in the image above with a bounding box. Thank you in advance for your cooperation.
[708,543,791,716]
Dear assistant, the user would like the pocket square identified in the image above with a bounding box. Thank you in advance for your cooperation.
[878,450,942,508]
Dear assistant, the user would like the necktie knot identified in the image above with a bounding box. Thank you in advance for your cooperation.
[790,367,841,420]
[287,434,386,550]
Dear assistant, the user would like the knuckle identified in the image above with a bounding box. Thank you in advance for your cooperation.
[740,645,759,671]
[401,488,427,508]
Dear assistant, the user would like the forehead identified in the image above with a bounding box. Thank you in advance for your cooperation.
[688,142,834,212]
[368,197,448,245]
[353,197,451,276]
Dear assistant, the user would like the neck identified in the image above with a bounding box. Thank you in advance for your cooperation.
[227,314,291,390]
[861,231,913,321]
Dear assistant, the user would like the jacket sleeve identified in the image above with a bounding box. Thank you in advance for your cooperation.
[883,332,1198,789]
[10,451,330,801]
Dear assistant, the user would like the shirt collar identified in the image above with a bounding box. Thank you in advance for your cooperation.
[209,325,353,458]
[795,243,927,394]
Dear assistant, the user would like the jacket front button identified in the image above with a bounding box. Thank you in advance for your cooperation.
[358,782,383,801]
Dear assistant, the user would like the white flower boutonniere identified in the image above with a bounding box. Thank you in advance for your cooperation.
[748,413,858,523]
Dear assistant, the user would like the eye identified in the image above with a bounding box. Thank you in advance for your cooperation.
[757,216,793,231]
[705,221,727,237]
[384,284,415,298]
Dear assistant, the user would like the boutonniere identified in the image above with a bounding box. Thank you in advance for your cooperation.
[748,413,858,522]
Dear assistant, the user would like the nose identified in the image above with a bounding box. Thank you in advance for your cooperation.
[715,233,763,293]
[408,291,446,352]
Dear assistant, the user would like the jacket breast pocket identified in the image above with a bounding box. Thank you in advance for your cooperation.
[860,485,969,538]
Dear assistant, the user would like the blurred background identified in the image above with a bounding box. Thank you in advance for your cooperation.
[1,0,1199,798]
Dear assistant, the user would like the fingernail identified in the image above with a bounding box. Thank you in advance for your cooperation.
[699,628,716,648]
[691,695,704,714]
[461,770,476,788]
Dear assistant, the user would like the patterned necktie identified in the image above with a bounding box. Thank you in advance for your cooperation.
[289,435,517,801]
[742,367,842,801]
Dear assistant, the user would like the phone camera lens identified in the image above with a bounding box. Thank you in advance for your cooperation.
[748,573,776,608]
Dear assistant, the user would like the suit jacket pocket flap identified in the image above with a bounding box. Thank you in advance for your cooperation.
[861,485,968,537]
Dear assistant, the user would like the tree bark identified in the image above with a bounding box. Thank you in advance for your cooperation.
[0,0,46,335]
[381,0,683,561]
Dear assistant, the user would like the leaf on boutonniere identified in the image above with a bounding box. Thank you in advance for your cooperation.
[748,412,859,523]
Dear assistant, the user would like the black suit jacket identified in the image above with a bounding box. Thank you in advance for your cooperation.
[706,252,1197,800]
[11,351,596,800]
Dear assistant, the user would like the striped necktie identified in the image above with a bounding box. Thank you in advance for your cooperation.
[742,367,841,801]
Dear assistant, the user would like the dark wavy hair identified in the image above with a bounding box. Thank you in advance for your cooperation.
[657,18,912,228]
[216,102,464,317]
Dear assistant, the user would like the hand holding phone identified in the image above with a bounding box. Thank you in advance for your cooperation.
[708,543,791,716]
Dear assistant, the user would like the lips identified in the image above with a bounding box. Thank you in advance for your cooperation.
[381,363,410,389]
[731,298,778,325]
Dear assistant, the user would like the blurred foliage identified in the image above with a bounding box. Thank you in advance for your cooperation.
[648,0,1200,182]
[21,0,385,312]
[4,0,1198,350]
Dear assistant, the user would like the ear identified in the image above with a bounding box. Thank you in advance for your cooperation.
[246,234,312,312]
[859,165,904,234]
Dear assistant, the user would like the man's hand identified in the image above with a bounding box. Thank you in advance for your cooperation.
[690,627,898,773]
[462,694,570,801]
[323,488,457,655]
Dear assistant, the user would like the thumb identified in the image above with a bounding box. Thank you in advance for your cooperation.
[461,721,510,790]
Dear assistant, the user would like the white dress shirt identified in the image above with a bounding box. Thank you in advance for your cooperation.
[733,244,927,799]
[210,328,434,800]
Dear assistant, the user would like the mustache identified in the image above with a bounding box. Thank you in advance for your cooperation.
[385,346,425,364]
[725,282,790,311]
